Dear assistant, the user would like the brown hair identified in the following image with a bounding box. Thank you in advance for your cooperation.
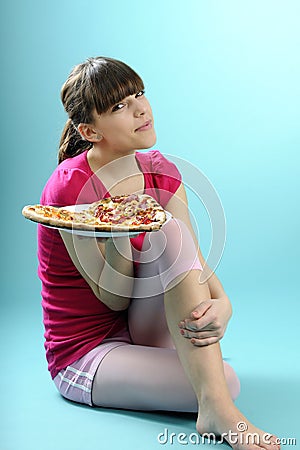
[58,57,144,164]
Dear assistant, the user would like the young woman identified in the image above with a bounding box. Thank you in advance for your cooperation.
[37,56,280,449]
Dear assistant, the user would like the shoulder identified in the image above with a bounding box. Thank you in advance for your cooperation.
[40,151,92,206]
[137,150,181,178]
[137,150,182,206]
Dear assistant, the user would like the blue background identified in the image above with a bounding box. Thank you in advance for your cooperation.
[1,1,299,449]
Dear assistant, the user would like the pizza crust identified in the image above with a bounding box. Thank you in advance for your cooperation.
[22,194,167,232]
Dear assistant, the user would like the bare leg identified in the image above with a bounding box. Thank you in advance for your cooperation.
[92,344,239,411]
[93,222,240,411]
[95,219,279,449]
[164,270,280,450]
[129,292,175,348]
[128,218,200,349]
[92,344,197,411]
[128,220,279,449]
[128,218,239,389]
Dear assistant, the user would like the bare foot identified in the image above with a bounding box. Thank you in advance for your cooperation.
[197,400,280,450]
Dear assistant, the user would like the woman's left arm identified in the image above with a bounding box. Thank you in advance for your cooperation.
[165,183,232,346]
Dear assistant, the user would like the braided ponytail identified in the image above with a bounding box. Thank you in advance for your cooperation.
[58,119,92,164]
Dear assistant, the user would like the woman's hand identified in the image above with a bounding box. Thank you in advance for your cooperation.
[178,296,232,346]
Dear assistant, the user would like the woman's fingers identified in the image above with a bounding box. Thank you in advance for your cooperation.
[190,336,220,346]
[180,326,224,340]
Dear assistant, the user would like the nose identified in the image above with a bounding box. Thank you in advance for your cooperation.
[133,99,146,117]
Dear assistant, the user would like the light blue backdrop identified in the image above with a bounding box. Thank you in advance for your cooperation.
[1,1,299,449]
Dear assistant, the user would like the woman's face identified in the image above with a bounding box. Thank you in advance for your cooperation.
[92,90,156,154]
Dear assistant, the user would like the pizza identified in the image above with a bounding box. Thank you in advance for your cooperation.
[22,194,167,232]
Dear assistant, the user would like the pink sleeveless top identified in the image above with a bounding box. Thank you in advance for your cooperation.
[38,150,181,378]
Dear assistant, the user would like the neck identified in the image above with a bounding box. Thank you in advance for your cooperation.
[88,145,137,171]
[87,147,143,193]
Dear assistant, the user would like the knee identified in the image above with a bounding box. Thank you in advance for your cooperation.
[161,217,189,241]
[157,218,198,262]
[142,218,195,259]
[223,361,241,401]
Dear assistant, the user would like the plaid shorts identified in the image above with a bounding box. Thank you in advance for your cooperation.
[53,329,131,406]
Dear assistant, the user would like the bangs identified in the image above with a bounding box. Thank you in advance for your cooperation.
[88,58,144,114]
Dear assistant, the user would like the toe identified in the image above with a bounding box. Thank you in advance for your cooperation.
[261,434,280,449]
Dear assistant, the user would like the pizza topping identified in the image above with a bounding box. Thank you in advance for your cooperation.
[22,194,168,232]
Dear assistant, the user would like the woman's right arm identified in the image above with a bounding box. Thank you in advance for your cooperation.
[59,231,133,311]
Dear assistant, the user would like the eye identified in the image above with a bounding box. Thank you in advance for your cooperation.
[112,102,125,112]
[135,90,145,98]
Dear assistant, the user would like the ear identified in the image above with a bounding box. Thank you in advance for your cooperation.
[77,123,102,142]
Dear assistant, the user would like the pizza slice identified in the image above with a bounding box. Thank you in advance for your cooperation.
[22,194,167,232]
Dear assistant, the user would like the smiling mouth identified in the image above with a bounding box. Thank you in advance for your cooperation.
[135,120,152,132]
